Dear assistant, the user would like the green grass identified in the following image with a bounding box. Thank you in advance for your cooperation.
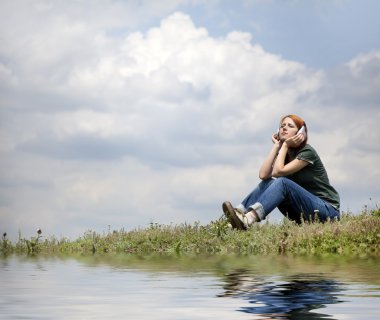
[2,208,380,256]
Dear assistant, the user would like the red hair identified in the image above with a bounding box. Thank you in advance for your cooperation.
[279,114,308,149]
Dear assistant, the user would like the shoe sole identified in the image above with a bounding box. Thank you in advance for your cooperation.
[222,201,247,230]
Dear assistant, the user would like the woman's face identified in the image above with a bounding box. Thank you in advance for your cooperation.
[279,117,298,141]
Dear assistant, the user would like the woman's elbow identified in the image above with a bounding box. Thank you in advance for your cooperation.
[271,169,281,178]
[259,172,272,180]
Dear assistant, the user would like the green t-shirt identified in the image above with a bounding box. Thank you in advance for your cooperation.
[287,144,340,209]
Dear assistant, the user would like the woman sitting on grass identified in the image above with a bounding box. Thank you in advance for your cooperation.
[223,114,340,230]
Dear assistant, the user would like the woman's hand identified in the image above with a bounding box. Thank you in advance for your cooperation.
[284,132,305,148]
[271,133,282,148]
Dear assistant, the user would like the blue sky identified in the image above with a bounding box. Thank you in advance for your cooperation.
[178,0,380,68]
[0,0,379,240]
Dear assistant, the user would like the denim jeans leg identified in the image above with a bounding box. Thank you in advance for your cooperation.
[257,177,340,222]
[237,179,276,212]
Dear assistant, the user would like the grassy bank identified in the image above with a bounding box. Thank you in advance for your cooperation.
[2,209,380,256]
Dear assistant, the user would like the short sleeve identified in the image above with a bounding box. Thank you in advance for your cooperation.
[296,145,316,165]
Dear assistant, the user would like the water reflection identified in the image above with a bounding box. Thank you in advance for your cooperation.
[1,254,379,320]
[220,270,343,319]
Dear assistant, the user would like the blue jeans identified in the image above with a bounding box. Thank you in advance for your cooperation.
[236,177,340,223]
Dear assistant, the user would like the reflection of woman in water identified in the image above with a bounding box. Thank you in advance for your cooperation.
[223,114,340,230]
[219,270,342,319]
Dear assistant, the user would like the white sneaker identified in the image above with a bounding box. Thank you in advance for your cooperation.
[235,208,250,229]
[222,201,248,230]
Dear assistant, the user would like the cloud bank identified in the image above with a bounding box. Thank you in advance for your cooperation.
[0,2,379,239]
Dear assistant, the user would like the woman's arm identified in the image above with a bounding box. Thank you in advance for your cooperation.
[259,134,282,180]
[272,134,308,177]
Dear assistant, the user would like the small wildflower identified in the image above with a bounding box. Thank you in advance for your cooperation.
[37,228,42,235]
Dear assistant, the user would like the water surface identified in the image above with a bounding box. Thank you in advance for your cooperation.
[1,254,379,319]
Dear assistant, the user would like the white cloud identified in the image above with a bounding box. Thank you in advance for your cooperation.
[300,51,380,212]
[0,4,379,240]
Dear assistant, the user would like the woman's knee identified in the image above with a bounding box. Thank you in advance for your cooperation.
[275,177,291,184]
[270,177,291,190]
